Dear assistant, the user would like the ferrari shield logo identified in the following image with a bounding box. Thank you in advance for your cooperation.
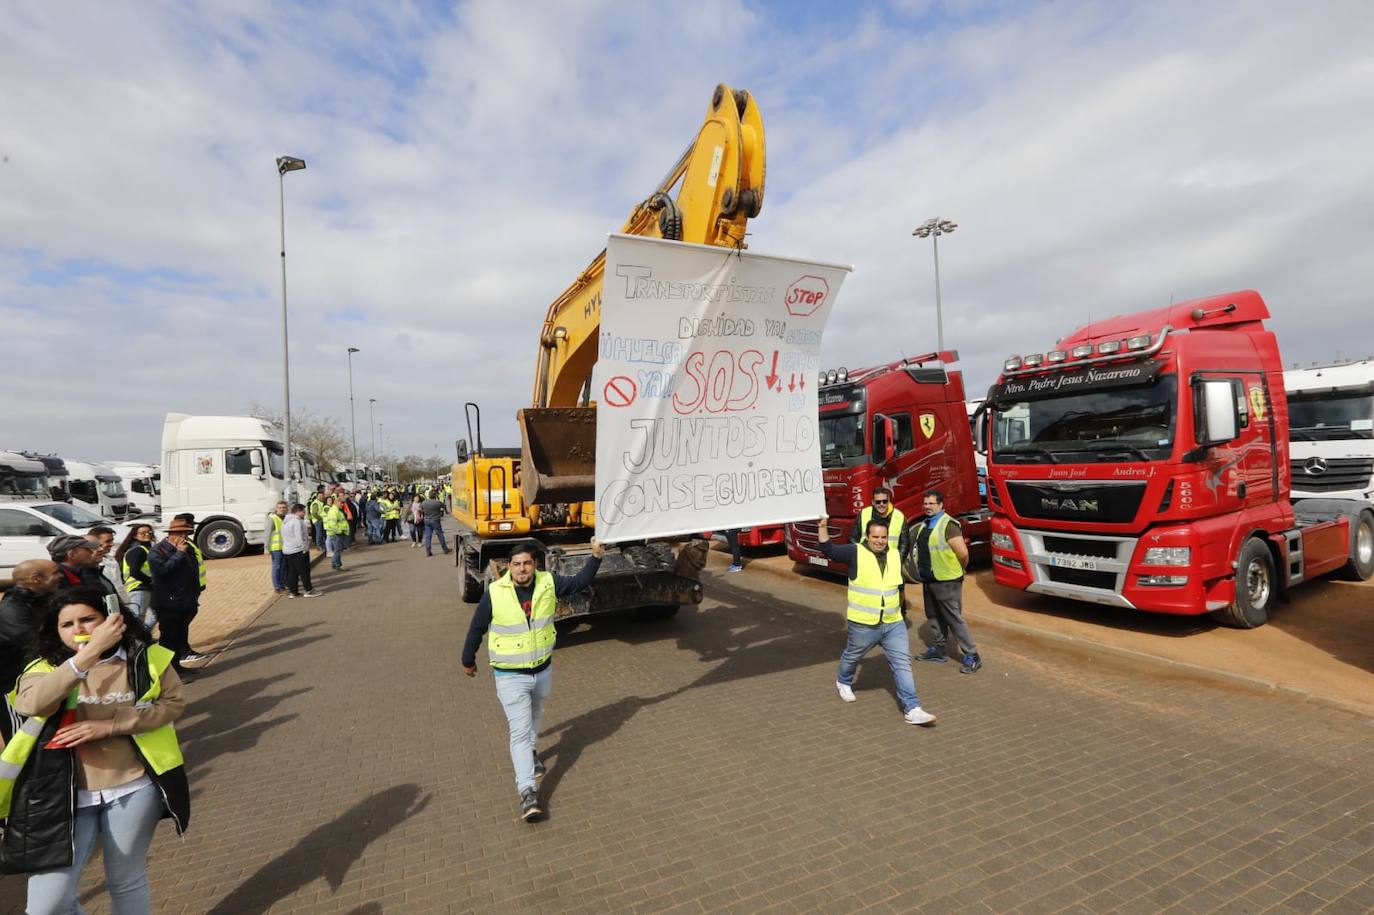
[919,413,937,439]
[1248,386,1267,421]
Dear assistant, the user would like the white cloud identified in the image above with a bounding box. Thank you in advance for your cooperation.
[1,0,1371,465]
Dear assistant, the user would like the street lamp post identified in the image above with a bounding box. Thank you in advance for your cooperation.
[378,423,385,479]
[912,217,957,351]
[276,155,306,503]
[369,398,377,470]
[346,347,360,487]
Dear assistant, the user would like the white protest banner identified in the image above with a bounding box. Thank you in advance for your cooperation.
[594,233,851,543]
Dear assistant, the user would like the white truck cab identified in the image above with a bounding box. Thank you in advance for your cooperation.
[1285,360,1374,502]
[62,460,130,521]
[0,452,51,502]
[161,413,287,559]
[107,463,162,518]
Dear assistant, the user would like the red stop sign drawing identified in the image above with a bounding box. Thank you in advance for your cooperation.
[785,275,829,317]
[603,375,638,407]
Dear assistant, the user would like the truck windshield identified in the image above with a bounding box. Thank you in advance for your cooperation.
[99,480,126,499]
[993,376,1178,463]
[34,501,107,528]
[1288,389,1373,441]
[820,414,866,467]
[0,473,48,497]
[266,443,286,479]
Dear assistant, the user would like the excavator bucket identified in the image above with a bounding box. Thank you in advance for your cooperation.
[517,406,596,504]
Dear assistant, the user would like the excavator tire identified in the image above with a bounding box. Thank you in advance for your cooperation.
[1211,538,1275,629]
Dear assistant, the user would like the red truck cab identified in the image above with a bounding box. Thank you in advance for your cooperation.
[985,290,1374,627]
[787,351,989,574]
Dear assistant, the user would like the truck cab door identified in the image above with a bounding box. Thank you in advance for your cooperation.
[1192,373,1273,510]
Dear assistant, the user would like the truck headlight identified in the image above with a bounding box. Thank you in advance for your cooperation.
[1142,546,1190,566]
[992,532,1014,550]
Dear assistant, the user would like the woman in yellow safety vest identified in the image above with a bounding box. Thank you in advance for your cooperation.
[0,586,189,910]
[114,522,157,627]
[323,495,350,570]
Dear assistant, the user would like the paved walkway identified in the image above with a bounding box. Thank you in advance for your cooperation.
[2,529,1372,913]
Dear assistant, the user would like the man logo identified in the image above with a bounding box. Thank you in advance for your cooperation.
[920,413,937,439]
[1303,457,1328,476]
[1041,497,1100,512]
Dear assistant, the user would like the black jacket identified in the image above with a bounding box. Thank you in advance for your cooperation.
[0,641,190,874]
[149,540,200,611]
[0,587,45,695]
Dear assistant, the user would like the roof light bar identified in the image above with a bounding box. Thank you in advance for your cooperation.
[1047,350,1068,364]
[1126,333,1152,350]
[1004,356,1023,372]
[1097,340,1122,355]
[1022,353,1045,368]
[1071,344,1094,358]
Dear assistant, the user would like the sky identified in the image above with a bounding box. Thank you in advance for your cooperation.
[2,0,1371,466]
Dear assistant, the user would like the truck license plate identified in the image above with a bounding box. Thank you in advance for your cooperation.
[1051,555,1098,571]
[808,555,829,567]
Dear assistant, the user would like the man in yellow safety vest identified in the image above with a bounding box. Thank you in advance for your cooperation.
[265,501,287,594]
[911,489,979,673]
[461,538,605,821]
[817,514,936,726]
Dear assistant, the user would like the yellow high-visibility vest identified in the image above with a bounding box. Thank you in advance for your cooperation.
[859,506,905,552]
[120,545,152,592]
[924,514,964,582]
[847,547,904,626]
[487,571,557,670]
[268,514,284,551]
[0,646,184,817]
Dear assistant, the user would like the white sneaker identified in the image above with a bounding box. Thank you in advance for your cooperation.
[904,706,936,726]
[302,590,322,597]
[836,681,856,703]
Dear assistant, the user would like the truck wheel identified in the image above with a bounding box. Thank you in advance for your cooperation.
[197,521,245,560]
[1341,511,1374,581]
[1212,538,1275,629]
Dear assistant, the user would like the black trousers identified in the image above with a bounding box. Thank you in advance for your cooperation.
[157,607,193,668]
[285,551,313,594]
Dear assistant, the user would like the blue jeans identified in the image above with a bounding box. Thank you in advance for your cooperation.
[424,521,449,554]
[127,589,154,628]
[269,550,285,590]
[327,534,346,569]
[313,520,325,548]
[837,620,920,713]
[27,781,164,915]
[493,667,552,793]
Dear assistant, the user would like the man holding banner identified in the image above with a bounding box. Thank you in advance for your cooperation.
[817,515,936,726]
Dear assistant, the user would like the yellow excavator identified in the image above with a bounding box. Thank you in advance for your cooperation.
[451,83,766,619]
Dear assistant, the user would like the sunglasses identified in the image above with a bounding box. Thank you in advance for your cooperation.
[873,499,890,505]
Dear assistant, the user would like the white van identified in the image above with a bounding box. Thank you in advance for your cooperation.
[161,413,286,559]
[107,463,161,518]
[0,452,50,502]
[59,461,130,521]
[0,500,130,586]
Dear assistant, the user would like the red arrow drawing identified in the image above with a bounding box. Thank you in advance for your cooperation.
[799,375,806,390]
[787,373,797,393]
[764,350,781,391]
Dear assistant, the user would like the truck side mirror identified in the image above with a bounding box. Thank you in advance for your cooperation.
[455,439,470,464]
[1196,379,1239,446]
[972,404,988,455]
[250,450,265,480]
[873,414,897,465]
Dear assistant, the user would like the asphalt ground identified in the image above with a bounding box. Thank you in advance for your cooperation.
[1,527,1372,913]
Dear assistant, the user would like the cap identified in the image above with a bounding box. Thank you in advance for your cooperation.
[47,534,97,559]
[166,518,195,534]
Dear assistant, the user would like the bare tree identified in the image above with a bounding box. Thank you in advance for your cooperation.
[246,402,351,470]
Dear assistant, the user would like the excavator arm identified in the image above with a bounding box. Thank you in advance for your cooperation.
[518,83,766,505]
